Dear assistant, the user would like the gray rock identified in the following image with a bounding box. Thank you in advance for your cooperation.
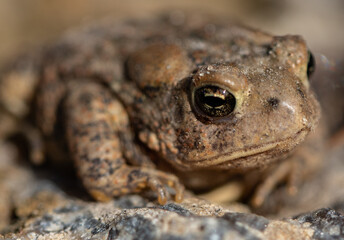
[0,186,343,240]
[293,208,344,240]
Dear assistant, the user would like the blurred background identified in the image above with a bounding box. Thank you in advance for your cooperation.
[0,0,343,132]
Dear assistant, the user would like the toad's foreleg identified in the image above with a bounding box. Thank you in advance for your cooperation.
[65,81,183,204]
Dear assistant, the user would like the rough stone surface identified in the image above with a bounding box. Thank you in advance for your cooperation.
[0,173,343,240]
[2,187,344,240]
[293,208,344,240]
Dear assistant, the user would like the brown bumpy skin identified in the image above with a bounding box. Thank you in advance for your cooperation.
[65,81,183,204]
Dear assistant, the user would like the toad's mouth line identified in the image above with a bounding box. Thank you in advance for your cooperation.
[188,127,309,167]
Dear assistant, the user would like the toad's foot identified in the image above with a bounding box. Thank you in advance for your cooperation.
[88,167,184,205]
[251,160,296,208]
[251,129,323,208]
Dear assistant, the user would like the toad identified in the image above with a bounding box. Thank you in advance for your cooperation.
[0,14,321,206]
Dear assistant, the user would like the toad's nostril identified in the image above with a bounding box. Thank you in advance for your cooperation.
[267,97,280,109]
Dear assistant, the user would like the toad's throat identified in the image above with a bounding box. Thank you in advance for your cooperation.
[188,128,309,167]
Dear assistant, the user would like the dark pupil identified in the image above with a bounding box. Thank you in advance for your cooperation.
[307,51,315,78]
[204,96,225,108]
[195,86,236,117]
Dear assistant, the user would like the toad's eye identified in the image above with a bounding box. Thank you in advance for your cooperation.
[194,85,236,118]
[307,51,315,78]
